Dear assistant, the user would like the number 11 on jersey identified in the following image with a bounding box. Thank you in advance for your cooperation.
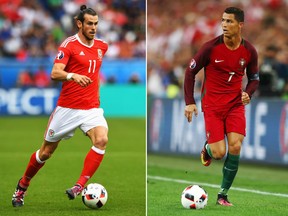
[88,60,97,73]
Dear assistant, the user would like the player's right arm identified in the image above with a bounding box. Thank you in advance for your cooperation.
[184,42,211,123]
[184,60,199,123]
[51,63,92,87]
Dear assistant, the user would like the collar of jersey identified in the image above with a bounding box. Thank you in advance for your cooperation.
[75,33,94,48]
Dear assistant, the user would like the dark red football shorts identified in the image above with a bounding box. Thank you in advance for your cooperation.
[203,104,246,143]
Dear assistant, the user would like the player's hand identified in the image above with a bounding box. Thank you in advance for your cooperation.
[184,104,198,123]
[72,74,93,87]
[241,92,250,105]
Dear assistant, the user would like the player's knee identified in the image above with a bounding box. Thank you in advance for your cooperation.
[39,150,52,161]
[214,156,225,160]
[93,135,108,148]
[213,151,226,160]
[228,135,243,154]
[229,143,241,155]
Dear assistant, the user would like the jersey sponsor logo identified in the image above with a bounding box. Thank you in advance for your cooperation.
[56,51,64,60]
[79,51,85,56]
[189,59,196,69]
[98,49,103,60]
[215,59,224,63]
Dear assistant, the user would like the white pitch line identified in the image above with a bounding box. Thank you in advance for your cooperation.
[147,175,288,198]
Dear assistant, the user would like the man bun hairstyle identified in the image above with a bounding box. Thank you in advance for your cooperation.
[75,5,97,23]
[224,7,244,22]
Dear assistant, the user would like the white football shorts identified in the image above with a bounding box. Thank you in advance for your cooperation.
[44,106,108,142]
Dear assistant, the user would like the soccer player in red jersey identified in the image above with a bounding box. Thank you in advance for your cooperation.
[184,7,259,206]
[12,5,109,207]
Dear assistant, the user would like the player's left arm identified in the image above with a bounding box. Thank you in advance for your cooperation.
[243,45,260,104]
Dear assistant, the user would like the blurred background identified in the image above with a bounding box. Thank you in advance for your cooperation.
[147,2,288,214]
[147,0,288,98]
[0,1,146,214]
[147,0,288,166]
[0,0,146,117]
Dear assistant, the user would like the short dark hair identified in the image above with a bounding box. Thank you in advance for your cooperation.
[75,5,97,23]
[224,7,244,22]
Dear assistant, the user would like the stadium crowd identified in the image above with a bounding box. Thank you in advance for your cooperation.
[0,0,145,60]
[147,0,288,98]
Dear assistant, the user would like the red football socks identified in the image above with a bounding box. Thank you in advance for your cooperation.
[19,151,45,188]
[76,147,105,187]
[18,147,105,189]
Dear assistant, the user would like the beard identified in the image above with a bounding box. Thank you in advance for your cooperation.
[82,29,95,41]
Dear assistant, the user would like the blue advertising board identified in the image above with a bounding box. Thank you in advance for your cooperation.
[148,96,288,166]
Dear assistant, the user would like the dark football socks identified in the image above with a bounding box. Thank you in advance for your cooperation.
[205,144,213,157]
[219,153,240,195]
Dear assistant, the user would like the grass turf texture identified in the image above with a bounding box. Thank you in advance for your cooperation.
[148,154,288,216]
[0,117,146,216]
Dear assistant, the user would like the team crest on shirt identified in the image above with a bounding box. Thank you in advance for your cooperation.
[48,129,55,137]
[97,49,103,60]
[56,51,64,60]
[238,58,246,71]
[189,59,196,69]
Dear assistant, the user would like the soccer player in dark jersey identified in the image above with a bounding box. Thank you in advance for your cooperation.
[184,7,259,206]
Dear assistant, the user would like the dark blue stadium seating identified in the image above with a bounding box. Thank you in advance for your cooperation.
[0,58,145,88]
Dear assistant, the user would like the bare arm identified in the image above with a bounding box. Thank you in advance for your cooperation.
[51,63,93,87]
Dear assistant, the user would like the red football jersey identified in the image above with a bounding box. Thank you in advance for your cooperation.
[54,34,108,109]
[184,35,259,110]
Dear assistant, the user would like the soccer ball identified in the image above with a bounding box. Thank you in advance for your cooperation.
[181,185,208,209]
[81,183,108,209]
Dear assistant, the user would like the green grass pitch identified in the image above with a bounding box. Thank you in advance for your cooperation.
[0,117,146,216]
[148,154,288,216]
